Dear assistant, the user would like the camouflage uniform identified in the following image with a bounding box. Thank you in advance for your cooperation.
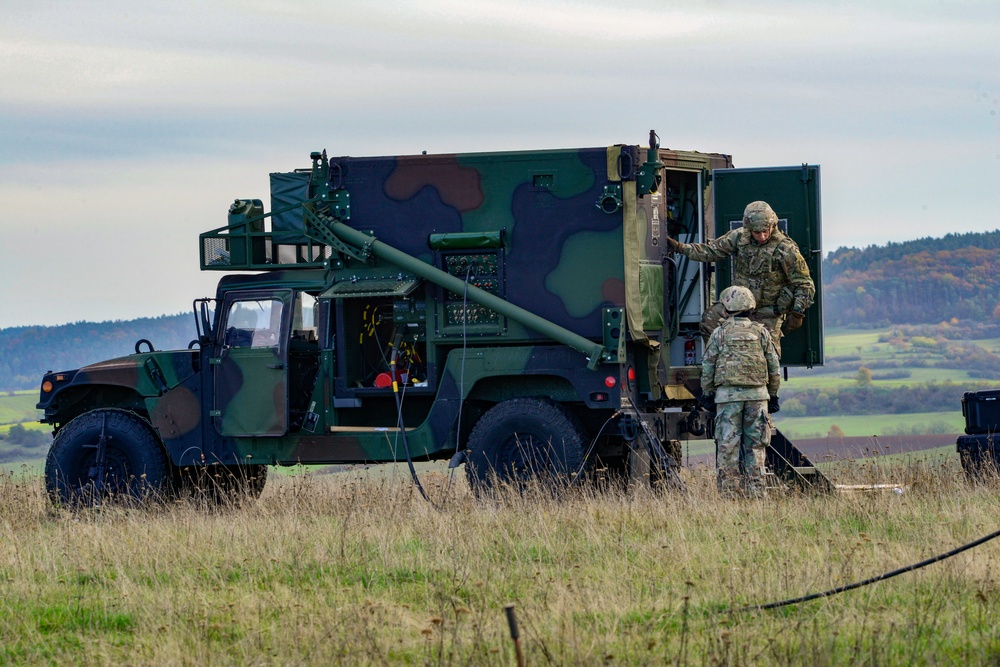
[676,224,814,357]
[702,316,781,497]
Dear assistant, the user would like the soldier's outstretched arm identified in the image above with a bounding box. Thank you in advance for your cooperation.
[672,228,741,263]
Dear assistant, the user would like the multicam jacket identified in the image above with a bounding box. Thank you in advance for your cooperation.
[679,227,815,315]
[701,317,781,404]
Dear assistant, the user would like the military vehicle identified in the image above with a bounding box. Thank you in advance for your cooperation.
[37,131,825,504]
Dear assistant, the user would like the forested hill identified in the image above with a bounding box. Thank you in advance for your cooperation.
[823,230,1000,327]
[0,315,195,391]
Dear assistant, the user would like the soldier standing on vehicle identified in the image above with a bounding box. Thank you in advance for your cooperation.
[700,286,781,497]
[667,200,815,357]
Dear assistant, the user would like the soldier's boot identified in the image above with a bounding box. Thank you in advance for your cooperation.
[717,469,744,499]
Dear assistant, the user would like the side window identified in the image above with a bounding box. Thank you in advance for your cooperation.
[291,292,318,342]
[224,299,283,348]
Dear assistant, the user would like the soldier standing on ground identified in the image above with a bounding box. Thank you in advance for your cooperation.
[700,286,781,497]
[667,200,815,357]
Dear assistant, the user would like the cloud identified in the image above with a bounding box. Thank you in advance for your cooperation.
[0,0,998,326]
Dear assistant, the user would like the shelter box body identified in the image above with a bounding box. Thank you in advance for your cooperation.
[961,390,1000,434]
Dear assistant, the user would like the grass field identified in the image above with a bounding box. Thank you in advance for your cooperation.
[784,368,990,391]
[0,391,40,425]
[773,411,966,439]
[2,328,994,663]
[3,464,999,665]
[794,327,1000,387]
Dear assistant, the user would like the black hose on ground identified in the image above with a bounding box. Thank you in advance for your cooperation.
[728,526,1000,613]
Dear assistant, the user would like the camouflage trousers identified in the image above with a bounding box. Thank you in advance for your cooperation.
[701,302,784,357]
[714,399,771,497]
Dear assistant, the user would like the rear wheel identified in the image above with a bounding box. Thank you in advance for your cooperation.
[465,398,585,495]
[45,409,171,506]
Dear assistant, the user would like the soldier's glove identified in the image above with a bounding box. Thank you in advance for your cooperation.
[783,311,805,332]
[768,396,780,414]
[666,236,682,253]
[698,393,716,412]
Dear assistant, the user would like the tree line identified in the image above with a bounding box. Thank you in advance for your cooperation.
[0,315,195,391]
[823,230,1000,327]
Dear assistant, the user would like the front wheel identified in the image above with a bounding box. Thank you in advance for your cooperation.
[465,398,585,495]
[45,409,172,506]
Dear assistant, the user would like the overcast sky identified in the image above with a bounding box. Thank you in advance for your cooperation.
[2,0,998,328]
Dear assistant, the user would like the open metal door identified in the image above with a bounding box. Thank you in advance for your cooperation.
[213,290,293,436]
[712,165,823,368]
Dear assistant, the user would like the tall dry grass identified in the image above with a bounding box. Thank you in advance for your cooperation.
[1,457,999,665]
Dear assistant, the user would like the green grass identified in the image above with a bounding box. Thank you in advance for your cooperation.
[2,466,998,665]
[817,327,1000,381]
[822,327,888,356]
[0,460,45,475]
[0,391,40,425]
[773,411,965,439]
[786,367,992,391]
[974,337,1000,353]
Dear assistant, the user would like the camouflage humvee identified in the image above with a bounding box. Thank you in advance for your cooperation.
[37,131,824,504]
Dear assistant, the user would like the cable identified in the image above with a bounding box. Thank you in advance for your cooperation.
[564,411,621,491]
[389,265,475,509]
[728,526,1000,613]
[390,330,430,503]
[438,265,474,500]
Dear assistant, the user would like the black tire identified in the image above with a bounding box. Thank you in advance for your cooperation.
[178,464,268,505]
[465,398,585,495]
[45,409,171,506]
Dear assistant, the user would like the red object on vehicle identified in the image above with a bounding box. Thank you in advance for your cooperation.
[684,338,697,365]
[375,372,393,388]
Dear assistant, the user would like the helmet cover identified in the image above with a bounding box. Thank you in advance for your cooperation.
[743,201,778,233]
[720,285,756,313]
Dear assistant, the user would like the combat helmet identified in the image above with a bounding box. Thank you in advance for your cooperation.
[720,285,756,313]
[743,201,778,232]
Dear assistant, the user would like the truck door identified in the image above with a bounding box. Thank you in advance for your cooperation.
[213,289,293,436]
[712,165,824,368]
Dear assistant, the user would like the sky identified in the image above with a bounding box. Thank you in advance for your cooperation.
[1,0,998,328]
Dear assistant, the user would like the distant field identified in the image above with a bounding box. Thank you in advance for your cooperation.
[976,337,1000,353]
[773,411,965,439]
[785,326,1000,393]
[821,327,887,355]
[783,368,987,391]
[0,391,40,425]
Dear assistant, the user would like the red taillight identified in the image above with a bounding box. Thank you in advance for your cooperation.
[605,376,616,388]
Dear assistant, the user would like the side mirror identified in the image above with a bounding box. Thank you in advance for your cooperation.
[193,298,217,346]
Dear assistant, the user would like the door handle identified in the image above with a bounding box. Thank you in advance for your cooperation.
[266,363,285,370]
